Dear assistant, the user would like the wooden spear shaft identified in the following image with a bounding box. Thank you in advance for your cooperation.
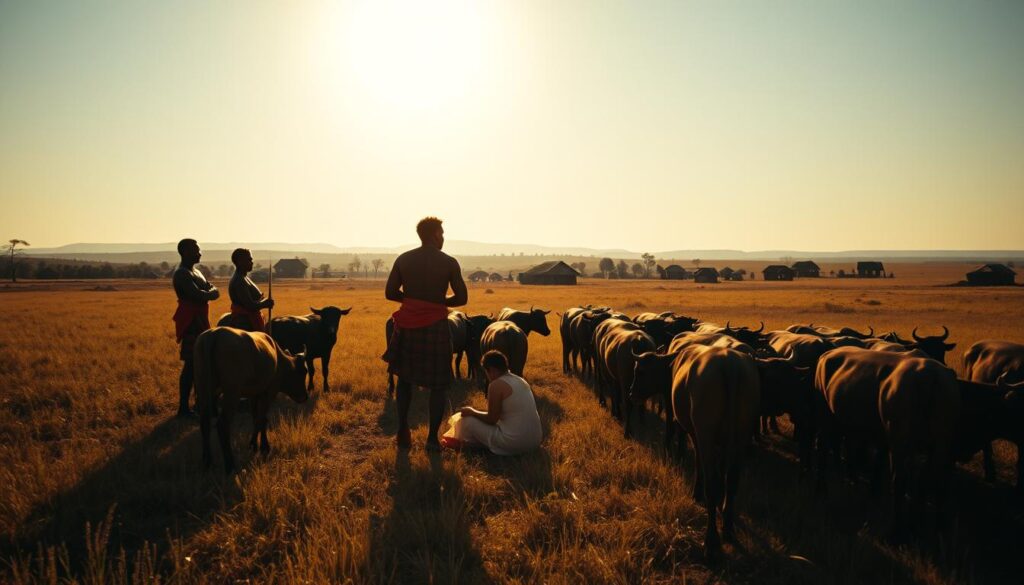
[267,255,273,335]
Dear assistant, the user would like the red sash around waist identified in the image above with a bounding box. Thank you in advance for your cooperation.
[230,303,266,332]
[172,300,211,342]
[391,298,449,329]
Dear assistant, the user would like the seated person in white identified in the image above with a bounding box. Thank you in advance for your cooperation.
[441,350,543,454]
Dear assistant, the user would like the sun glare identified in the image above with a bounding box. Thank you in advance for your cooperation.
[338,0,493,112]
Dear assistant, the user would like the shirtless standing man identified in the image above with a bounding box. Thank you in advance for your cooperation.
[172,239,220,418]
[227,248,274,331]
[383,217,468,449]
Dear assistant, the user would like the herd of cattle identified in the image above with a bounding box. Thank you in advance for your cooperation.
[560,305,1024,558]
[191,302,1023,561]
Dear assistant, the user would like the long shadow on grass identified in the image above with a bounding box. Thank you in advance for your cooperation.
[366,449,487,584]
[3,392,321,577]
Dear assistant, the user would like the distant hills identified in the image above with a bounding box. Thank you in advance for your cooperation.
[22,241,1024,263]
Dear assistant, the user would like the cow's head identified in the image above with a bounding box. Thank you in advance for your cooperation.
[281,349,310,403]
[311,306,353,338]
[839,326,874,339]
[755,358,814,428]
[910,326,956,364]
[879,331,912,345]
[528,306,552,336]
[629,349,675,403]
[667,315,700,335]
[724,321,767,348]
[467,314,495,340]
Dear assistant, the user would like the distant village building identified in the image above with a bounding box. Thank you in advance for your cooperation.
[791,260,821,278]
[763,265,795,281]
[719,267,735,280]
[488,272,504,282]
[662,265,691,280]
[468,270,489,282]
[857,261,885,278]
[966,263,1016,286]
[694,267,719,283]
[727,272,744,281]
[273,258,309,279]
[518,260,580,285]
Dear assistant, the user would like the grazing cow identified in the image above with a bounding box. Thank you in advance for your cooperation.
[755,357,816,463]
[814,347,960,540]
[570,309,615,380]
[878,331,913,345]
[595,318,656,437]
[669,331,755,356]
[193,327,309,473]
[865,338,931,359]
[787,324,874,340]
[480,321,529,377]
[963,340,1024,487]
[271,306,351,392]
[629,345,760,559]
[634,312,699,347]
[496,307,552,336]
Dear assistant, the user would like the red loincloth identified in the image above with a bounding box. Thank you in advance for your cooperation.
[172,300,211,342]
[230,303,266,332]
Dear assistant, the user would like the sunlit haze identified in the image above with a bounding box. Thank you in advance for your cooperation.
[2,0,1022,251]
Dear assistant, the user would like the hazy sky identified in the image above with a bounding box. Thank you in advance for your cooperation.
[2,0,1022,251]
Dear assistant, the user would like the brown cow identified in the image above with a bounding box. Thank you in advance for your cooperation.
[963,340,1024,487]
[595,318,656,437]
[561,305,605,373]
[496,307,552,336]
[629,345,760,559]
[193,327,309,473]
[480,321,529,378]
[814,347,960,540]
[570,309,615,383]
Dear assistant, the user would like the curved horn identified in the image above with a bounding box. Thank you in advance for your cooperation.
[997,372,1008,388]
[530,305,534,313]
[867,326,874,337]
[632,348,646,360]
[756,321,765,333]
[912,327,923,343]
[725,320,732,331]
[940,325,950,341]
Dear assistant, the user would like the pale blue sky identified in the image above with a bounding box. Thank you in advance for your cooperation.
[2,0,1022,250]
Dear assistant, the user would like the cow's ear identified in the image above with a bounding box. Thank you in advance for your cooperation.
[945,343,957,350]
[311,307,322,315]
[340,307,352,315]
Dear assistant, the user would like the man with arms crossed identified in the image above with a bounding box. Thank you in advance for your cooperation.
[383,217,468,450]
[172,238,220,418]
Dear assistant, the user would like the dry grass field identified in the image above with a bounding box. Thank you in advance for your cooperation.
[1,267,1023,584]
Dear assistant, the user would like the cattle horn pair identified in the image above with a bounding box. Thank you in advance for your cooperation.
[912,325,950,342]
[755,321,765,333]
[997,372,1024,390]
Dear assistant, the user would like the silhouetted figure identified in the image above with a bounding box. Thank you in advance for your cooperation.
[228,248,273,331]
[172,239,219,417]
[382,217,468,450]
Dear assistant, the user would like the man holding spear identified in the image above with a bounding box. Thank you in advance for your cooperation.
[226,248,274,332]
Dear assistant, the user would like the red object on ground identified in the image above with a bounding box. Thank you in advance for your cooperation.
[391,298,448,329]
[172,300,211,342]
[230,303,266,332]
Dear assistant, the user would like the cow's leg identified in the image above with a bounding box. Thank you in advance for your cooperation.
[692,442,705,503]
[888,447,909,543]
[387,372,395,399]
[249,396,261,452]
[306,357,316,391]
[177,359,195,416]
[395,379,412,448]
[216,395,239,474]
[722,461,741,543]
[982,442,996,482]
[257,399,271,455]
[454,350,463,379]
[321,355,331,392]
[562,343,570,373]
[621,382,633,438]
[200,408,213,469]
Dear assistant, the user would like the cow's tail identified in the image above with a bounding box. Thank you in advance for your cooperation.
[195,329,219,418]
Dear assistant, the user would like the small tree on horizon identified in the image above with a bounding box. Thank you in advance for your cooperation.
[318,263,331,278]
[372,258,384,278]
[616,259,629,279]
[599,257,615,278]
[5,239,29,282]
[692,258,701,269]
[641,253,656,278]
[631,262,645,278]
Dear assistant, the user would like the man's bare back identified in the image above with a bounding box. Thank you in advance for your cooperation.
[386,246,468,307]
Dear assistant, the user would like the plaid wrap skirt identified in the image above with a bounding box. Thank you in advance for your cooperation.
[383,319,453,389]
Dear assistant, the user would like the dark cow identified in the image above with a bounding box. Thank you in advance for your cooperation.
[629,345,760,559]
[634,312,700,347]
[595,318,656,437]
[193,327,309,473]
[496,307,552,336]
[216,312,261,332]
[787,324,874,340]
[814,347,960,540]
[908,326,956,364]
[561,306,606,373]
[762,331,833,435]
[669,331,755,356]
[878,331,913,345]
[480,321,529,377]
[721,321,767,348]
[963,340,1024,487]
[270,306,351,392]
[570,309,615,381]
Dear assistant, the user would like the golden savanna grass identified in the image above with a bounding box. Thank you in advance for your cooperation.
[1,269,1023,584]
